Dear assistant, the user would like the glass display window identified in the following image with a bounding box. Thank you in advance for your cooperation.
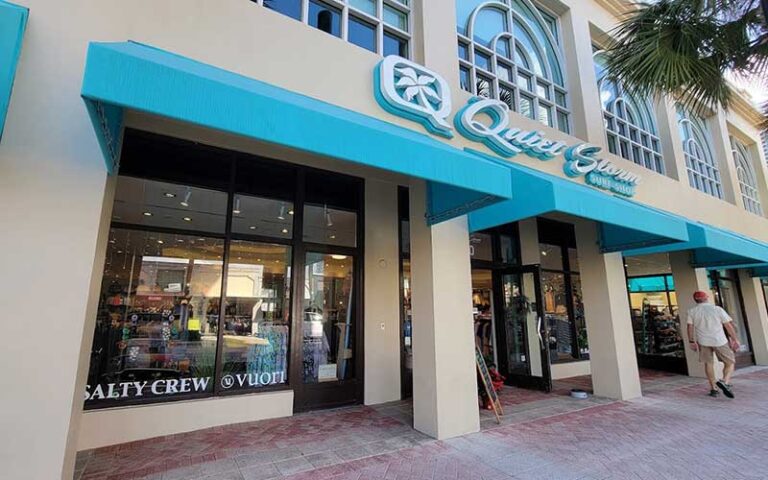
[626,274,683,359]
[87,229,224,407]
[87,129,364,410]
[302,253,356,383]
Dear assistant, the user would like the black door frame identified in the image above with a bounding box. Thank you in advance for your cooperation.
[492,264,552,392]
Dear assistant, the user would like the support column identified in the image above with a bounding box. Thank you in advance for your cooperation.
[574,220,641,400]
[559,11,607,147]
[669,252,712,378]
[409,180,479,439]
[737,270,768,365]
[710,110,740,205]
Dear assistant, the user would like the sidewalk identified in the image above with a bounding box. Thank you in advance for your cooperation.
[75,367,768,480]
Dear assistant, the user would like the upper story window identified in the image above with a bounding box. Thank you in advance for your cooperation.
[731,136,763,215]
[253,0,411,57]
[593,51,664,174]
[677,107,722,199]
[456,0,570,134]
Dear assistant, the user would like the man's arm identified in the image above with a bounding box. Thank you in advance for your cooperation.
[723,321,740,350]
[687,323,698,351]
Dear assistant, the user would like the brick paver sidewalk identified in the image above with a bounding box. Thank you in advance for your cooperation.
[76,367,768,480]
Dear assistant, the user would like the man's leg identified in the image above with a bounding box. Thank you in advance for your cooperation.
[722,359,735,384]
[704,361,717,390]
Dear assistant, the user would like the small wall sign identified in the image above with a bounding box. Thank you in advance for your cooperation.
[375,56,640,197]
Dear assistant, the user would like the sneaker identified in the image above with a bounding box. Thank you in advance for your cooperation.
[708,389,720,397]
[716,380,734,399]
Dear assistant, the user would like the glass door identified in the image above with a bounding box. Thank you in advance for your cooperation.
[494,265,552,391]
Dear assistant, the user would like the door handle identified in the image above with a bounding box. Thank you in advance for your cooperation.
[537,316,545,350]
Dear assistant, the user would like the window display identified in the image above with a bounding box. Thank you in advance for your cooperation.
[87,129,363,409]
[88,229,223,406]
[302,254,355,383]
[219,241,291,391]
[627,275,683,358]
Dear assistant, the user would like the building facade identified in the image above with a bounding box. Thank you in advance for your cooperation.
[2,1,768,479]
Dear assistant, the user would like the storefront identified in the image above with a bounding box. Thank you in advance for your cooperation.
[4,2,768,479]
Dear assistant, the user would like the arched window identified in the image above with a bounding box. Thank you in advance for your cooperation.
[593,51,664,174]
[677,107,722,199]
[731,136,763,215]
[457,0,570,133]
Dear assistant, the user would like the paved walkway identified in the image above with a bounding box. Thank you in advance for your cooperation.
[76,368,768,480]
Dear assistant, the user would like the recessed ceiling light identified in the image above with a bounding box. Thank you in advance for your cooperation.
[183,217,192,222]
[257,258,262,262]
[177,239,184,243]
[541,251,547,256]
[329,235,336,239]
[109,239,116,244]
[157,240,164,244]
[331,254,347,260]
[288,210,294,215]
[281,228,289,234]
[249,225,257,230]
[143,212,153,216]
[164,192,176,198]
[117,250,123,254]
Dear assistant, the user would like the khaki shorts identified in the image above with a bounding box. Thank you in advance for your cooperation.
[699,344,736,364]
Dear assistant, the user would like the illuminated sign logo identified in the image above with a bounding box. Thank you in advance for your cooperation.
[374,56,641,197]
[375,56,453,138]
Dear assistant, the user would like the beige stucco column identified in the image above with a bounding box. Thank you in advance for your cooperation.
[559,12,606,147]
[408,180,480,439]
[574,220,641,400]
[737,270,768,365]
[669,251,712,378]
[363,179,402,404]
[709,110,740,205]
[654,99,688,181]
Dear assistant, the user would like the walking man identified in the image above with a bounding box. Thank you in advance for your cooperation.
[686,291,740,398]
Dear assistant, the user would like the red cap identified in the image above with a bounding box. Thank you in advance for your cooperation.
[693,291,709,302]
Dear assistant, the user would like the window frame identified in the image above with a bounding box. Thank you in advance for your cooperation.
[252,0,412,58]
[85,129,365,410]
[593,50,665,174]
[456,0,571,134]
[730,136,763,216]
[677,107,723,199]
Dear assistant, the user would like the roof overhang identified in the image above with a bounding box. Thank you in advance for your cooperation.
[0,1,28,142]
[466,149,690,251]
[80,41,514,225]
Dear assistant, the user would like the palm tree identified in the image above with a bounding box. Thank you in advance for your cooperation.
[603,0,768,124]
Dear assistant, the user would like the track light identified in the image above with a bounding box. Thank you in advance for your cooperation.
[324,205,333,227]
[180,188,191,207]
[233,197,241,215]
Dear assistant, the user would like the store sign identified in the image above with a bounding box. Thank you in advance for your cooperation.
[85,371,286,401]
[374,56,641,197]
[84,377,211,401]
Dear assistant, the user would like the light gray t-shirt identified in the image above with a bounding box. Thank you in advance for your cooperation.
[686,303,731,347]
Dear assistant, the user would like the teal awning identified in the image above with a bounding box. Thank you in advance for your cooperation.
[466,150,690,252]
[0,1,28,142]
[625,223,768,268]
[80,41,513,225]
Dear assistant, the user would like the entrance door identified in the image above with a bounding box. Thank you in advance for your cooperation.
[494,266,552,391]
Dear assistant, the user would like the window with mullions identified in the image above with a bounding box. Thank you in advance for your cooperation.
[253,0,411,57]
[731,136,763,215]
[456,0,570,133]
[537,218,586,362]
[85,129,362,409]
[677,107,722,199]
[593,50,664,174]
